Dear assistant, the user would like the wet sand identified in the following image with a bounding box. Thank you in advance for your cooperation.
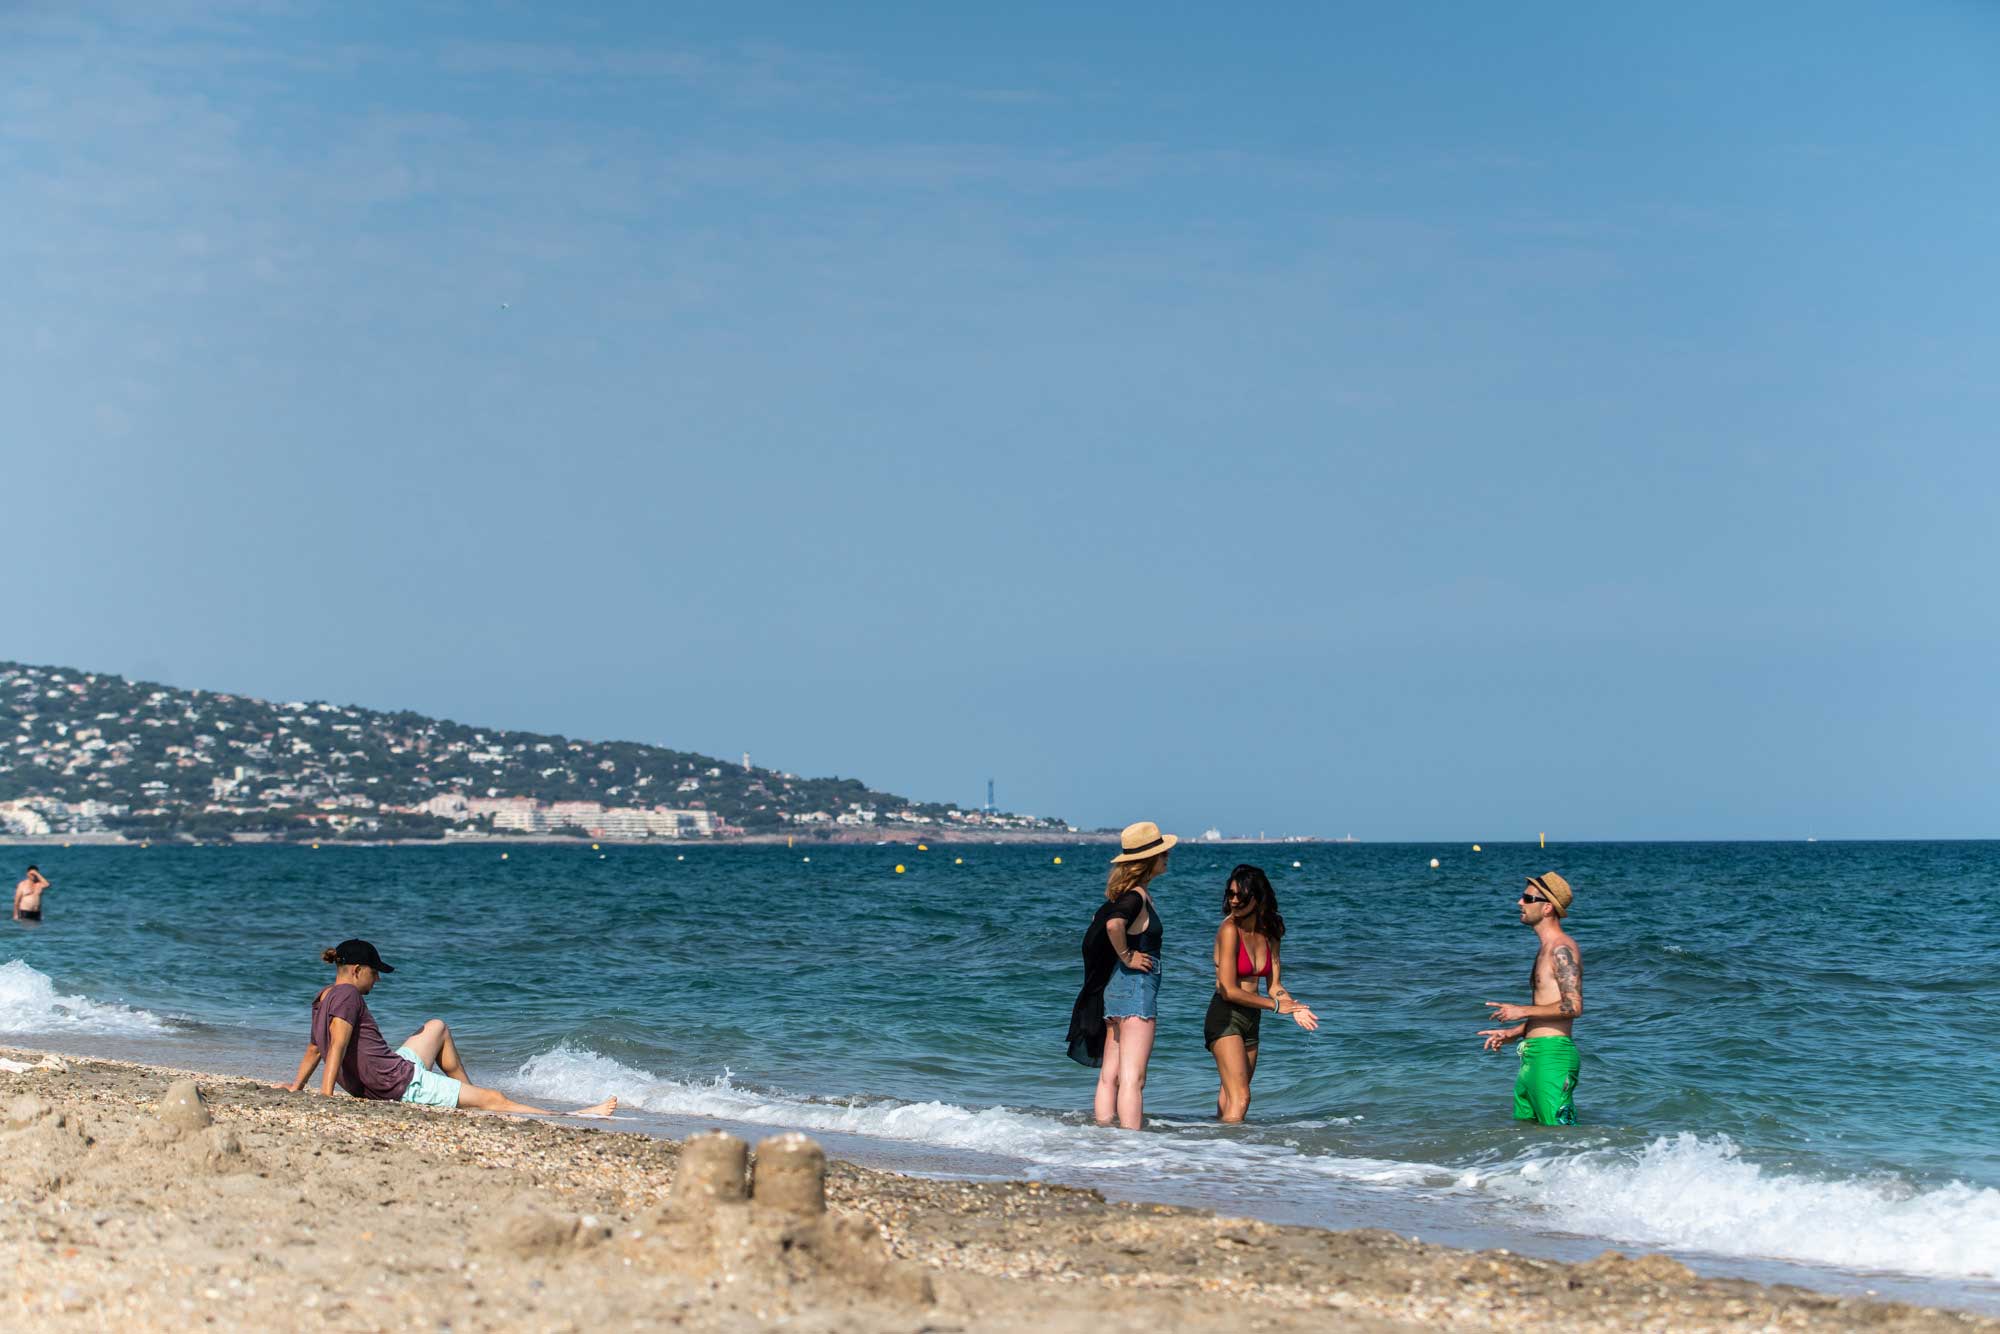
[0,1047,1989,1332]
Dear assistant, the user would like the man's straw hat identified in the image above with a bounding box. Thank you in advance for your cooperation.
[1528,872,1573,917]
[1111,821,1178,864]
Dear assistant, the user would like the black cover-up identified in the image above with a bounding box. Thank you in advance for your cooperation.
[1065,890,1154,1067]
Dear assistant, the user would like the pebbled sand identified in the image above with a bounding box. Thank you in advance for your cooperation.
[0,1047,1990,1333]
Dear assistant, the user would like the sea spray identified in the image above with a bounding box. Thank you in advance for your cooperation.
[1471,1132,2000,1280]
[514,1042,1431,1186]
[0,960,172,1036]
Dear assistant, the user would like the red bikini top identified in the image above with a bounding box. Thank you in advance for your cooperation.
[1236,939,1271,980]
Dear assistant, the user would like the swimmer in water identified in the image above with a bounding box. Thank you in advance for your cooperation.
[14,865,49,922]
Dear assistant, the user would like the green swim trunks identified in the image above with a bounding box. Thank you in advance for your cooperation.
[1513,1036,1580,1125]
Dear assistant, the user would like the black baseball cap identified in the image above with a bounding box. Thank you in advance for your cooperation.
[331,938,395,973]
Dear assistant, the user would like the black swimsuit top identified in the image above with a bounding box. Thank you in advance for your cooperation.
[1114,890,1161,958]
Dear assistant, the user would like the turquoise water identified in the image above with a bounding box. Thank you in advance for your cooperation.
[3,841,1997,1309]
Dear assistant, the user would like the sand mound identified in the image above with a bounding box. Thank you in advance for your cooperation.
[155,1078,212,1133]
[0,1095,91,1193]
[479,1208,614,1258]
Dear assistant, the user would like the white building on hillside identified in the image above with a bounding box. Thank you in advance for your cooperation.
[0,802,50,837]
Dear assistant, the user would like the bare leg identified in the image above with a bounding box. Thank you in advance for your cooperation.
[1114,1017,1155,1130]
[401,1019,474,1083]
[457,1083,618,1118]
[433,1026,468,1082]
[1213,1035,1251,1122]
[401,1019,447,1069]
[1094,1019,1124,1126]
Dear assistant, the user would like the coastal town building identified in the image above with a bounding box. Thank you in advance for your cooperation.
[0,801,51,836]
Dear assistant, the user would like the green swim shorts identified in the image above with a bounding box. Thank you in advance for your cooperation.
[1513,1036,1579,1126]
[395,1044,464,1110]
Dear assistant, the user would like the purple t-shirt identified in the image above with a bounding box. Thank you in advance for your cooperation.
[310,982,413,1101]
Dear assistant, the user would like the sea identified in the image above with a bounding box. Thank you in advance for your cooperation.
[3,840,1996,1312]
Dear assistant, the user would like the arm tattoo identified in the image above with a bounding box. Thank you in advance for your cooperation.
[1552,944,1582,1016]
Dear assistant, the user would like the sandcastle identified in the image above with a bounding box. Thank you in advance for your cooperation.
[481,1126,932,1306]
[649,1128,930,1302]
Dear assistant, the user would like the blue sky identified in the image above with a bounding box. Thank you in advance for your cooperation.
[5,2,1996,838]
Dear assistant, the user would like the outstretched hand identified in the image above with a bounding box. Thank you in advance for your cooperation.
[1476,1028,1512,1052]
[1484,1002,1528,1024]
[1288,1003,1320,1032]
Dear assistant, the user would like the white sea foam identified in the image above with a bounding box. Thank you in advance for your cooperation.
[0,959,172,1036]
[517,1045,2000,1282]
[514,1043,1427,1188]
[1470,1132,2000,1280]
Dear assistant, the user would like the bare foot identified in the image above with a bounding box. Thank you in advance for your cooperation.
[569,1096,618,1119]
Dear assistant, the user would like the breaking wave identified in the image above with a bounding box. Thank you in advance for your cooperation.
[1468,1131,2000,1281]
[0,959,173,1036]
[514,1042,1419,1186]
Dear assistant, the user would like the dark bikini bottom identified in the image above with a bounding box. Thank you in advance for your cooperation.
[1203,991,1261,1051]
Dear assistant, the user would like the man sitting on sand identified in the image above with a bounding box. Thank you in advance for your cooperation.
[281,938,617,1118]
[14,865,50,922]
[1477,873,1583,1126]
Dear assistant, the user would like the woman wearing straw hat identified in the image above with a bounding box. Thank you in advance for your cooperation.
[1066,821,1176,1130]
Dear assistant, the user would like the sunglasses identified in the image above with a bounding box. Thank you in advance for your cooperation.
[1520,892,1549,905]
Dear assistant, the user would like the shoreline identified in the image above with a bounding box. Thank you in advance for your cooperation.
[19,835,2000,850]
[0,831,1390,850]
[0,1045,1989,1331]
[0,830,1118,848]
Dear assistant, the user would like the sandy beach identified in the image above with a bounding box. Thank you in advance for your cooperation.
[0,1047,1986,1332]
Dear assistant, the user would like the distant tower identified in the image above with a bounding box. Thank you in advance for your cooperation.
[986,779,995,815]
[742,752,752,772]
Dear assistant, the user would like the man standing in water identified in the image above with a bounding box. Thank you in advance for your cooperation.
[14,865,50,922]
[1477,872,1583,1125]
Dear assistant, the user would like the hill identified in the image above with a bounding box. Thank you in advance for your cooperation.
[0,662,1061,842]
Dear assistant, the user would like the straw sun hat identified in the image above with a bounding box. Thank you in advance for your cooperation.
[1111,821,1178,864]
[1527,872,1573,917]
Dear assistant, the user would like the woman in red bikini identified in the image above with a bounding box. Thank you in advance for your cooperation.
[1206,864,1318,1122]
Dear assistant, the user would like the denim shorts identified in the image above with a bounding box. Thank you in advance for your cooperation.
[395,1044,464,1109]
[1102,959,1161,1021]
